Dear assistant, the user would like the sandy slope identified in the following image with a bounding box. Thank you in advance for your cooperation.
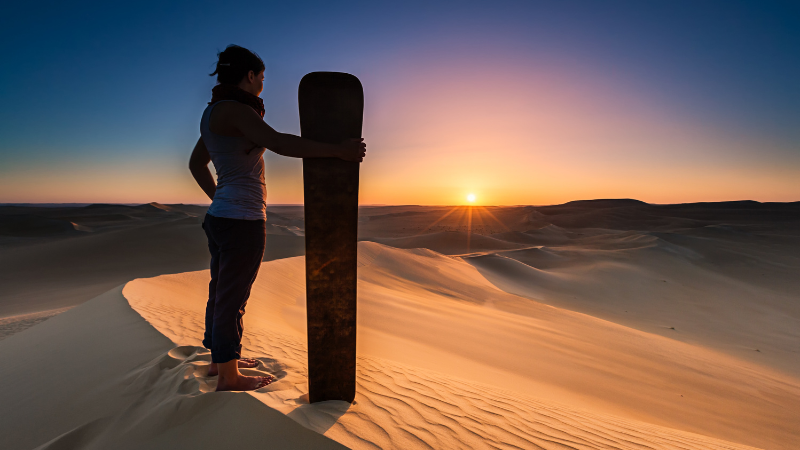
[462,228,800,375]
[0,204,304,318]
[0,286,347,450]
[2,201,798,449]
[0,307,73,340]
[118,242,799,449]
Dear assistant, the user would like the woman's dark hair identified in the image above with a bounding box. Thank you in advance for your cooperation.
[210,45,265,85]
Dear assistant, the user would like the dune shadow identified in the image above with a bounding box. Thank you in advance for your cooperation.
[285,395,352,434]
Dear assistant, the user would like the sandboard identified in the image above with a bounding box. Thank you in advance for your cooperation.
[299,72,363,403]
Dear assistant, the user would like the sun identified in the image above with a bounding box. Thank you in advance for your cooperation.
[467,193,476,203]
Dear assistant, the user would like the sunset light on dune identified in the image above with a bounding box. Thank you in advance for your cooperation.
[3,3,800,450]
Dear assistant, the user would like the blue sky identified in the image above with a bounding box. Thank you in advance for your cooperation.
[1,0,798,204]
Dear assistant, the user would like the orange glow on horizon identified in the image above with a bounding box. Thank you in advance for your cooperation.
[1,55,798,205]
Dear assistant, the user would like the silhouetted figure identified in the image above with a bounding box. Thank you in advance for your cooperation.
[189,45,366,392]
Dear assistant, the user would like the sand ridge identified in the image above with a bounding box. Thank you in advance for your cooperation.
[0,306,73,340]
[3,201,799,449]
[0,287,348,450]
[121,242,800,449]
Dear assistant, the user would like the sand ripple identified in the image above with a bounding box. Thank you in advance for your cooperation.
[329,357,760,450]
[124,267,765,449]
[0,307,73,340]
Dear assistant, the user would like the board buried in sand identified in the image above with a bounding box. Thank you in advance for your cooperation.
[299,72,363,403]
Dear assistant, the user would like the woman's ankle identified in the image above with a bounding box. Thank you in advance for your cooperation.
[216,359,240,380]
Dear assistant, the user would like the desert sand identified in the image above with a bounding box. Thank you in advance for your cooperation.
[1,200,799,449]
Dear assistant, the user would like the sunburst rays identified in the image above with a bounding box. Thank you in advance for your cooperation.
[413,204,513,253]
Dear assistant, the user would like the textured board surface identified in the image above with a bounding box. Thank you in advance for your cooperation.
[299,72,363,403]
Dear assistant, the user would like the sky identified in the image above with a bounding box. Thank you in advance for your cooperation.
[0,0,798,205]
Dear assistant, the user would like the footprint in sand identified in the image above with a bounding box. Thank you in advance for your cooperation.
[126,345,281,395]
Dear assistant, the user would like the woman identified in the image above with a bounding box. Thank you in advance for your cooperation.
[189,45,366,392]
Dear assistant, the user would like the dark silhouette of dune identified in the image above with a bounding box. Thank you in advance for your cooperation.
[0,214,86,237]
[489,231,546,244]
[362,210,428,221]
[0,204,305,317]
[532,199,800,231]
[80,203,192,219]
[560,199,650,208]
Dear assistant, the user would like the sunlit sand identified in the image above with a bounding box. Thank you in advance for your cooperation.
[1,200,799,449]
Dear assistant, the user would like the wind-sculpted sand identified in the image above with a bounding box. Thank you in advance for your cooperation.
[112,241,797,449]
[0,307,73,340]
[1,200,798,449]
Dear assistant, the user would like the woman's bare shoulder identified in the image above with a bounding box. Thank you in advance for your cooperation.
[209,101,253,136]
[212,100,252,115]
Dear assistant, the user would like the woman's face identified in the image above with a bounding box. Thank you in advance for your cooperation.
[241,70,265,96]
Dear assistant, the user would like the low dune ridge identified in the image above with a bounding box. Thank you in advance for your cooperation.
[513,224,577,245]
[490,223,614,247]
[0,306,74,340]
[0,203,305,318]
[357,205,537,238]
[485,230,546,245]
[0,214,88,237]
[371,230,528,255]
[534,199,800,231]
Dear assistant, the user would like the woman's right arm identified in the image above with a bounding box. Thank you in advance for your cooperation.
[229,103,366,162]
[189,137,216,201]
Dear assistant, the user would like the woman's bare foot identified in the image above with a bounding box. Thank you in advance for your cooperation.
[207,358,258,377]
[214,359,275,392]
[216,374,275,392]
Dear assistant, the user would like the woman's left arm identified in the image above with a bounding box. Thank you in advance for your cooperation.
[189,137,216,201]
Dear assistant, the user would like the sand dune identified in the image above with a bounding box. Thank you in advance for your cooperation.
[357,206,538,238]
[534,200,800,231]
[0,214,87,237]
[115,242,799,449]
[371,230,528,255]
[0,204,304,318]
[465,229,800,375]
[2,200,799,449]
[3,200,795,319]
[0,287,347,450]
[2,286,758,449]
[0,306,74,340]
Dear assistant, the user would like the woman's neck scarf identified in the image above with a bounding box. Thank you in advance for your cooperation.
[209,84,265,118]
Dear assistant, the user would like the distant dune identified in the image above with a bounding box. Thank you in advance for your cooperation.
[0,214,87,237]
[370,230,527,254]
[0,203,304,318]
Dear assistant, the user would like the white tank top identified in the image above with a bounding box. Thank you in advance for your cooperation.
[200,101,266,220]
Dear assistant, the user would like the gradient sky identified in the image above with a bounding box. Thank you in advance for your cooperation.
[1,0,798,205]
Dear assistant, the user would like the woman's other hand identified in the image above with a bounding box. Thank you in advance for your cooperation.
[338,138,366,162]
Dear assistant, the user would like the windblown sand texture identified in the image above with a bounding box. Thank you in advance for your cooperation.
[1,200,798,449]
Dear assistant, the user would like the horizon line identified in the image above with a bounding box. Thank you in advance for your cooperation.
[2,199,799,209]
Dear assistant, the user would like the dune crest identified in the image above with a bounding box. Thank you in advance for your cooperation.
[0,287,349,450]
[121,242,800,449]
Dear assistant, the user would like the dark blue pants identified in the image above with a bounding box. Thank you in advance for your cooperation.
[201,213,266,363]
